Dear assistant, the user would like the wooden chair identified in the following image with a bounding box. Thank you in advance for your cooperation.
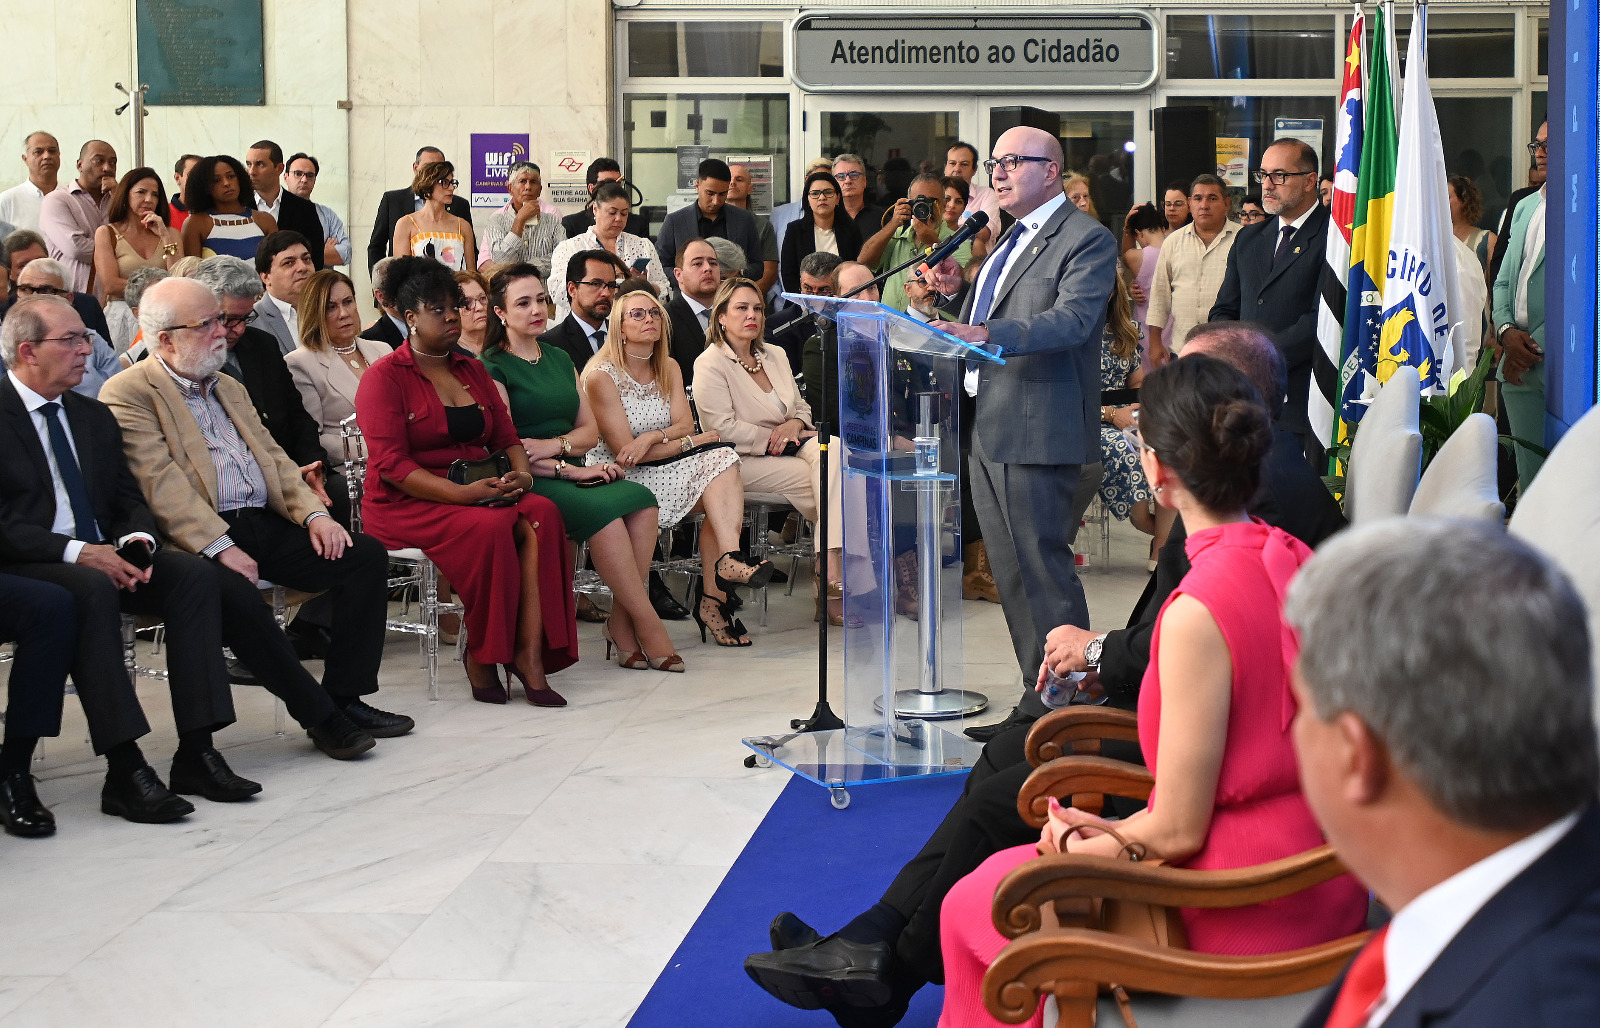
[984,751,1370,1026]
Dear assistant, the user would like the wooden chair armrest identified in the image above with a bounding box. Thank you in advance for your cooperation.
[1017,754,1154,828]
[992,844,1350,939]
[1026,706,1142,766]
[982,927,1371,1023]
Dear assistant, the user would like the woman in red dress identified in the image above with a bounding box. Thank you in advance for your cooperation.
[355,257,577,706]
[935,355,1368,1027]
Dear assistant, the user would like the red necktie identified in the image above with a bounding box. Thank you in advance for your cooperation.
[1322,925,1389,1028]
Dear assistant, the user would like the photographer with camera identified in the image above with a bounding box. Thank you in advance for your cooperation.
[859,172,973,314]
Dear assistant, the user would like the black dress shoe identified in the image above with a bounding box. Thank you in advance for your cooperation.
[0,772,55,837]
[169,748,262,802]
[769,566,790,585]
[307,711,376,760]
[648,572,690,620]
[340,699,414,738]
[744,935,894,1011]
[226,655,260,685]
[963,708,1038,743]
[285,621,331,661]
[770,911,823,951]
[101,765,194,823]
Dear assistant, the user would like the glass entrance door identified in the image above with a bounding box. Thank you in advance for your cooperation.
[981,99,1150,236]
[803,95,979,209]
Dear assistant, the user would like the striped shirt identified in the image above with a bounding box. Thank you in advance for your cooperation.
[157,357,268,555]
[1145,220,1239,353]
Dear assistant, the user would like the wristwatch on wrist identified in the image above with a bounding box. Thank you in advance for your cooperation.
[558,434,572,457]
[1083,633,1107,669]
[680,435,693,453]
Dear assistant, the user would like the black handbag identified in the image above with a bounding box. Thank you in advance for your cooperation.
[635,440,737,468]
[446,449,516,506]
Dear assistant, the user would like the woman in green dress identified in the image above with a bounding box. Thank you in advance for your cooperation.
[481,263,682,673]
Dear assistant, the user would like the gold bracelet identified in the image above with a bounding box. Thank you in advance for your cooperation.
[553,459,566,480]
[558,434,571,456]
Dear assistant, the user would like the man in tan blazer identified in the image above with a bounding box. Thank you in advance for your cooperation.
[99,277,414,748]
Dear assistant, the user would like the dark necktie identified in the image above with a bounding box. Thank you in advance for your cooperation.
[38,401,102,543]
[592,325,606,354]
[970,225,1024,325]
[1274,223,1297,263]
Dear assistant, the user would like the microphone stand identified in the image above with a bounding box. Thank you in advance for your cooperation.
[788,214,980,735]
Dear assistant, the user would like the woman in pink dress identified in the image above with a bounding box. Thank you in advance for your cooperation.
[936,355,1368,1027]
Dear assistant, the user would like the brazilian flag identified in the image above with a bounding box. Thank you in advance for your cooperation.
[1338,2,1399,432]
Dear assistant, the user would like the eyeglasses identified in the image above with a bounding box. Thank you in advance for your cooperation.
[15,283,67,296]
[1120,416,1152,455]
[806,190,838,200]
[576,278,623,291]
[1252,169,1316,185]
[162,315,224,335]
[438,179,460,188]
[459,297,488,311]
[833,170,864,182]
[1527,139,1548,155]
[32,330,93,348]
[218,311,258,328]
[982,154,1051,175]
[1240,210,1268,223]
[623,308,663,322]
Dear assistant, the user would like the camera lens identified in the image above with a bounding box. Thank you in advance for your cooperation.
[909,196,937,222]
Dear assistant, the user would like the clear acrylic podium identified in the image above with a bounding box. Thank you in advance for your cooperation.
[741,296,1004,808]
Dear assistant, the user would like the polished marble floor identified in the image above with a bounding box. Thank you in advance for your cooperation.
[0,523,1172,1027]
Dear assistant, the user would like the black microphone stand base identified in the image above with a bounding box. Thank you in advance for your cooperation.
[791,700,845,733]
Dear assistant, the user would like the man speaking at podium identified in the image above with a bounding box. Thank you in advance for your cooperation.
[928,126,1118,735]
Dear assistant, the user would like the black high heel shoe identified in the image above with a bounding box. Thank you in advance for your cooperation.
[713,551,775,610]
[692,580,752,647]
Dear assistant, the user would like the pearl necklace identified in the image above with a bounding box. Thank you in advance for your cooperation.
[332,341,362,370]
[623,347,653,362]
[733,349,763,375]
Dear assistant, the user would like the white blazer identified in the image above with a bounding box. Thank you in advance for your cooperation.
[284,338,392,466]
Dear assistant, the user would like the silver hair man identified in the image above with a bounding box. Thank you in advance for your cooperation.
[0,293,72,364]
[1286,518,1598,831]
[192,255,265,300]
[124,267,170,312]
[17,257,71,290]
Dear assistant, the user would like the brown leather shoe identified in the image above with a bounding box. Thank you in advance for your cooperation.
[962,541,1001,603]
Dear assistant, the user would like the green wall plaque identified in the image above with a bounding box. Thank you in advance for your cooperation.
[137,0,266,106]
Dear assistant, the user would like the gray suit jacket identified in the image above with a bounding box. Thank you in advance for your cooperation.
[252,293,298,357]
[962,199,1118,466]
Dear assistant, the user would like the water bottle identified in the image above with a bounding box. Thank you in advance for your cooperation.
[1039,667,1088,709]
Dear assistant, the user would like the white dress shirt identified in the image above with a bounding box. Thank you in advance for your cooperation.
[963,190,1069,395]
[1365,809,1580,1027]
[0,180,47,232]
[256,185,283,224]
[7,371,152,562]
[386,312,409,340]
[572,312,607,355]
[268,292,299,338]
[1513,186,1546,329]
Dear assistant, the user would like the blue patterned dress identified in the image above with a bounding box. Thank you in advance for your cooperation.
[1097,334,1152,520]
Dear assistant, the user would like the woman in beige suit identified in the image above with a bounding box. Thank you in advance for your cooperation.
[286,270,391,474]
[691,278,843,618]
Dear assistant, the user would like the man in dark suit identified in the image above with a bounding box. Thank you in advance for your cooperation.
[0,572,79,836]
[561,158,649,240]
[0,295,369,827]
[664,237,722,384]
[654,159,765,281]
[745,320,1347,1022]
[927,127,1118,730]
[540,249,626,369]
[244,141,326,271]
[1287,520,1600,1028]
[1209,137,1330,467]
[360,256,406,349]
[366,147,473,273]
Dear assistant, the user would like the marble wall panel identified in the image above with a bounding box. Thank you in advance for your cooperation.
[348,0,421,106]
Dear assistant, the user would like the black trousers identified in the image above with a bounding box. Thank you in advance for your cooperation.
[3,550,233,752]
[0,572,78,739]
[880,723,1145,986]
[219,508,387,702]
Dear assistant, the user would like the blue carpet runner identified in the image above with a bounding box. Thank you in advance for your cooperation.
[628,771,969,1027]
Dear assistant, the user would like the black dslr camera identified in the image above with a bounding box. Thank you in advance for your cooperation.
[909,195,940,223]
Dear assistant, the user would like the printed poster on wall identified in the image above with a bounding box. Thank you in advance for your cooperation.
[1273,118,1325,182]
[719,154,773,215]
[1215,137,1251,189]
[469,133,529,208]
[549,150,593,209]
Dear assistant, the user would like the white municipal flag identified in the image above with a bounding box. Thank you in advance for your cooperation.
[1378,2,1461,391]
